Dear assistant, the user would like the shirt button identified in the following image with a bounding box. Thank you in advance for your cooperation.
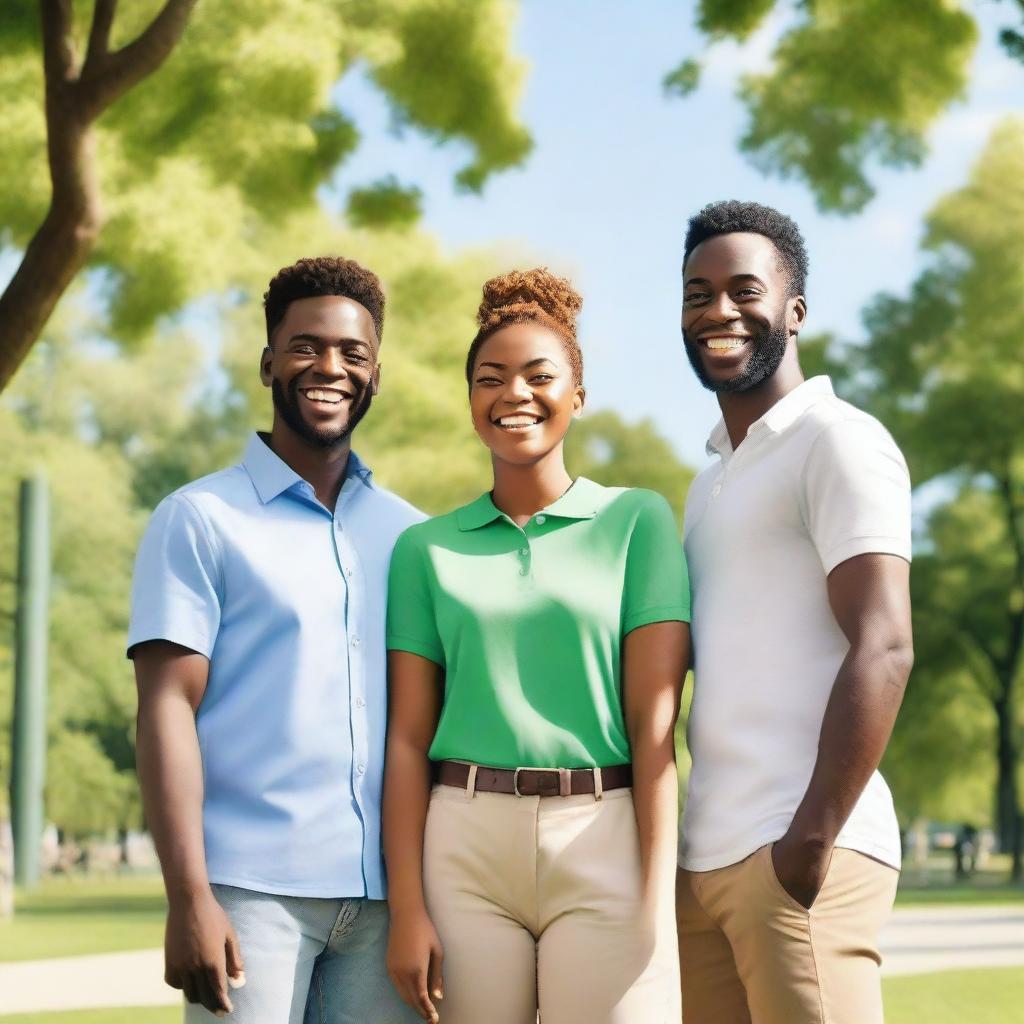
[355,697,366,709]
[535,515,546,525]
[519,567,528,576]
[711,485,721,497]
[357,763,366,775]
[519,547,529,556]
[343,565,353,577]
[351,636,361,648]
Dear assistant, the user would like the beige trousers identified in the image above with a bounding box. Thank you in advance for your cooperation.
[423,784,680,1024]
[677,844,899,1024]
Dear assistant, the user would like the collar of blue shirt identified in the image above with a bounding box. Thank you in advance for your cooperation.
[242,432,374,505]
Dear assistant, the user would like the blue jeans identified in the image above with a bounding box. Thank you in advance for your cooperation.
[184,885,418,1024]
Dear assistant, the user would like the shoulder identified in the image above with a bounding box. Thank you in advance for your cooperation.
[364,481,428,530]
[802,396,904,462]
[145,464,250,529]
[159,464,253,516]
[591,484,678,533]
[391,506,459,551]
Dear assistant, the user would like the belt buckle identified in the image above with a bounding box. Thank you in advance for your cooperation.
[513,766,572,797]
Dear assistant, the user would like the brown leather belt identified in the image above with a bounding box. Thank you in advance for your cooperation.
[435,760,632,798]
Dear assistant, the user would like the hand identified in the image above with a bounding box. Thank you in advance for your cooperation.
[770,831,833,910]
[165,887,245,1017]
[386,908,444,1023]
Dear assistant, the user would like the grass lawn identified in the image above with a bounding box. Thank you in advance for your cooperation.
[884,967,1024,1023]
[0,968,1021,1022]
[0,1010,178,1023]
[0,875,166,962]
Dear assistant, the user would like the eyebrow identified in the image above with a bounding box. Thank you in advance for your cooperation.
[477,357,557,371]
[288,333,372,346]
[684,273,768,288]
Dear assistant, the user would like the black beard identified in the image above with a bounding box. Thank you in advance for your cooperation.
[271,376,372,449]
[683,321,790,394]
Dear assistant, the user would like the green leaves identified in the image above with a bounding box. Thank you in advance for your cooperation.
[670,0,978,213]
[0,0,532,344]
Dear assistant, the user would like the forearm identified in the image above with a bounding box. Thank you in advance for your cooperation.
[630,734,679,894]
[383,736,433,917]
[790,641,913,846]
[136,692,209,900]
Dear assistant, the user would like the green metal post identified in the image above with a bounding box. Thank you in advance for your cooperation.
[10,472,50,888]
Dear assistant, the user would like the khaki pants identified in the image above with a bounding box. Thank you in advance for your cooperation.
[423,784,680,1024]
[677,844,898,1024]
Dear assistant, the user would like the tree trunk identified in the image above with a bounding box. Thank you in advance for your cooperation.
[994,693,1022,880]
[0,0,197,391]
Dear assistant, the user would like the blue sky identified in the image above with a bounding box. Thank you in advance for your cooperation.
[334,0,1024,469]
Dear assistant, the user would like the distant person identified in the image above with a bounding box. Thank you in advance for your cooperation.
[383,268,690,1023]
[675,201,914,1024]
[129,258,422,1023]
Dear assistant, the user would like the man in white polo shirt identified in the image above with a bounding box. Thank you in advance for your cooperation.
[676,201,914,1024]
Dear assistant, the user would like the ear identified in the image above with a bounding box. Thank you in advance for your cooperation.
[788,295,808,338]
[572,385,586,418]
[371,362,381,396]
[259,345,273,387]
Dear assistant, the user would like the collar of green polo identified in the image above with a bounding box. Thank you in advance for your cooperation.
[456,476,601,531]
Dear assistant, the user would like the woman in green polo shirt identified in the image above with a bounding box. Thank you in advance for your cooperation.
[383,268,690,1024]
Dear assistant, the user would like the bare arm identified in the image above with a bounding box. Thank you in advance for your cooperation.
[383,650,445,1023]
[134,640,243,1015]
[623,620,689,912]
[772,553,913,907]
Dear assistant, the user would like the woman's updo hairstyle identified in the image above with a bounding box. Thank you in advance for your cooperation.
[465,268,584,388]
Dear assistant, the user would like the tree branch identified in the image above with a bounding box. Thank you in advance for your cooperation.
[40,0,79,84]
[78,0,199,119]
[82,0,118,79]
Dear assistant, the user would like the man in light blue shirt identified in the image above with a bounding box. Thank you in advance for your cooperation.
[129,256,423,1023]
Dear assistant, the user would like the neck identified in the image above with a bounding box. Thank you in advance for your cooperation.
[490,445,573,526]
[718,347,804,450]
[268,419,352,510]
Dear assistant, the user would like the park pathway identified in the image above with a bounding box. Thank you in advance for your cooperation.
[1,905,1022,1014]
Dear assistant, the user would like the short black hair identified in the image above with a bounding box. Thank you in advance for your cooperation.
[263,256,385,345]
[683,200,808,296]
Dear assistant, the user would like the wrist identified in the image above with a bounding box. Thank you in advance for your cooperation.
[165,877,213,907]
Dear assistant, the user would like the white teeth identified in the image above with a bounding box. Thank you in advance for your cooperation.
[303,389,343,404]
[497,415,541,428]
[705,338,745,351]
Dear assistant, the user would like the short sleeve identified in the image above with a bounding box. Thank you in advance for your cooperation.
[127,495,222,658]
[621,492,691,635]
[803,419,912,574]
[387,528,445,666]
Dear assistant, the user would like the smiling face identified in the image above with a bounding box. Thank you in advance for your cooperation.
[260,294,380,450]
[470,321,584,467]
[682,232,806,394]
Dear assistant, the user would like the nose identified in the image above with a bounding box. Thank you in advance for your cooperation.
[502,375,532,404]
[703,290,741,325]
[315,346,348,380]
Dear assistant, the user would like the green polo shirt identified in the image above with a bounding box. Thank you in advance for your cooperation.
[386,478,690,769]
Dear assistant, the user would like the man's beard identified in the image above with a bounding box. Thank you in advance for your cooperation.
[272,376,373,449]
[683,321,790,394]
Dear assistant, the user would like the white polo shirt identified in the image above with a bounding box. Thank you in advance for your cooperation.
[679,376,911,872]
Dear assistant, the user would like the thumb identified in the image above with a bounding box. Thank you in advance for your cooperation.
[225,927,246,987]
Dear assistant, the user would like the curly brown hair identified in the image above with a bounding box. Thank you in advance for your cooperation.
[465,268,584,387]
[263,256,385,346]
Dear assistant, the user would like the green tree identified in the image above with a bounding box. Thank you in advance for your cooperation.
[825,119,1024,877]
[0,0,531,389]
[665,0,1016,213]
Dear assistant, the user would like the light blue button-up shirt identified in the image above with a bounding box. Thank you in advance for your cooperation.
[128,433,424,898]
